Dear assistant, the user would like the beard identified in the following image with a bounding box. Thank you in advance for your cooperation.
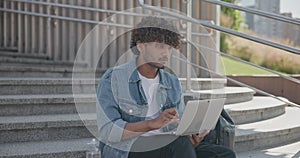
[147,62,165,69]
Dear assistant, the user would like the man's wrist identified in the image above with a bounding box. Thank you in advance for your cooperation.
[145,120,157,131]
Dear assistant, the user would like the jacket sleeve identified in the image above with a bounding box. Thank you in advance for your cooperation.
[96,69,127,143]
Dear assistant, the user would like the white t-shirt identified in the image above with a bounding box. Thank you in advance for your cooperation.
[138,72,163,136]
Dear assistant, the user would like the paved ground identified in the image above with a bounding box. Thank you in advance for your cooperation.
[237,141,300,158]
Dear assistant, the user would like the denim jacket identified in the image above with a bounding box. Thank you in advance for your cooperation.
[96,58,185,158]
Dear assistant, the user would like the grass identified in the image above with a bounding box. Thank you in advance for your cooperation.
[224,32,300,74]
[219,56,274,75]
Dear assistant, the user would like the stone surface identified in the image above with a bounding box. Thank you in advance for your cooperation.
[0,113,96,143]
[235,106,300,152]
[188,87,256,104]
[0,138,92,158]
[225,96,286,124]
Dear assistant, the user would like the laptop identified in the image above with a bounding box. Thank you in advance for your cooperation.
[156,98,225,136]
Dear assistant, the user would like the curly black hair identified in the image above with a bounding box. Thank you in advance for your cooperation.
[130,16,183,55]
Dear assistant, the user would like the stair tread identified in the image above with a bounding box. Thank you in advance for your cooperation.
[237,141,300,158]
[0,113,96,130]
[179,78,227,82]
[0,78,99,85]
[0,94,95,100]
[0,138,92,157]
[191,87,255,94]
[236,107,300,138]
[225,96,286,111]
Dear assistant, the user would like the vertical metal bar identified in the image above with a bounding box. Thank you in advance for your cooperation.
[83,0,92,67]
[117,0,124,63]
[3,0,8,48]
[144,0,152,15]
[76,0,83,62]
[170,0,181,76]
[53,0,60,60]
[108,0,117,67]
[11,1,17,48]
[24,1,30,53]
[61,0,68,60]
[17,1,24,53]
[186,0,192,91]
[124,0,134,63]
[100,0,108,69]
[93,0,100,68]
[68,0,75,61]
[38,1,45,54]
[0,0,2,47]
[193,0,201,76]
[46,0,53,58]
[31,1,37,54]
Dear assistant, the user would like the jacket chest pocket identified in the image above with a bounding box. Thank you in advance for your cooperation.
[118,97,147,121]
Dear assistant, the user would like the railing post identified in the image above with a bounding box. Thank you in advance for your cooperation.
[0,1,2,48]
[53,0,60,60]
[11,1,17,48]
[38,2,45,55]
[46,0,52,59]
[3,0,8,48]
[31,1,37,54]
[76,0,83,62]
[24,1,30,54]
[17,1,23,53]
[61,0,68,60]
[186,0,192,92]
[68,0,75,62]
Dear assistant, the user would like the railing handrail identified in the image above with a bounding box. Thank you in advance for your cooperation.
[204,0,300,26]
[138,0,300,55]
[0,8,213,37]
[186,41,300,84]
[172,55,300,108]
[138,0,300,108]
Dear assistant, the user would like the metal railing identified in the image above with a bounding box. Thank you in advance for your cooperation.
[138,0,300,108]
[204,0,300,26]
[138,0,300,55]
[0,0,214,71]
[0,0,299,106]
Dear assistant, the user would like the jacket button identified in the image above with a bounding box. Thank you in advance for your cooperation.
[129,109,133,113]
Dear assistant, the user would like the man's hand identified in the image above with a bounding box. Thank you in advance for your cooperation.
[148,108,179,130]
[188,130,210,147]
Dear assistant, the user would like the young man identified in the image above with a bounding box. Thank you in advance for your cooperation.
[96,16,236,158]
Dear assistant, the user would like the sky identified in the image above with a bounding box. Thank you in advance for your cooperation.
[280,0,300,18]
[239,0,300,18]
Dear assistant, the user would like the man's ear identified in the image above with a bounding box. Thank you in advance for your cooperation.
[136,41,144,54]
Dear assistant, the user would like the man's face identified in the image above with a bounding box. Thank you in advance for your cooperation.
[139,42,172,69]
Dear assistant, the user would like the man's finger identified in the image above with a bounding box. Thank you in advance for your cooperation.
[165,108,178,115]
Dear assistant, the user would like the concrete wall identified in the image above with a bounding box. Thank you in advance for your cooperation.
[227,75,300,104]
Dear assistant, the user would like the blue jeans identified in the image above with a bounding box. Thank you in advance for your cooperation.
[128,136,197,158]
[128,136,236,158]
[195,141,236,158]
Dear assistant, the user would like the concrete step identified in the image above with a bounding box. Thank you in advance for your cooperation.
[0,94,96,116]
[0,78,98,95]
[0,51,48,59]
[0,66,104,78]
[179,78,226,90]
[0,113,96,144]
[234,106,300,152]
[188,87,255,104]
[225,97,287,124]
[0,56,88,68]
[0,78,226,95]
[236,140,300,158]
[0,138,92,158]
